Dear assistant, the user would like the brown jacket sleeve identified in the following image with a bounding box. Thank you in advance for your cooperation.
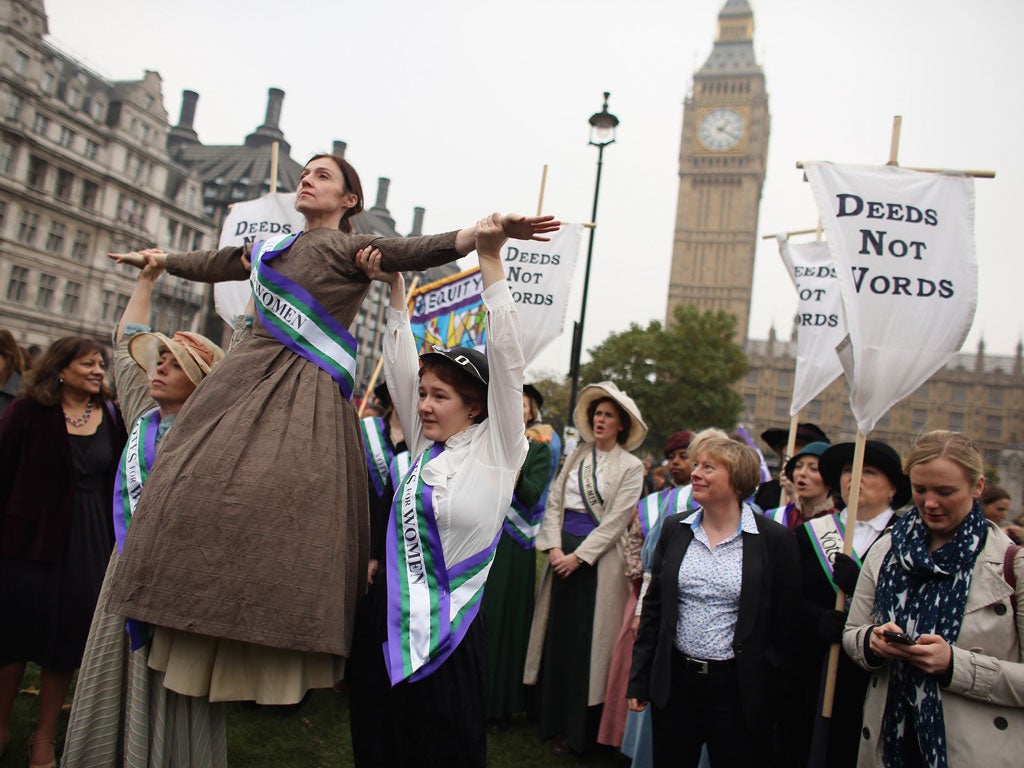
[166,245,251,283]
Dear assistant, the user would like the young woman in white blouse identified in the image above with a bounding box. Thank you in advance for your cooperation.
[347,213,535,768]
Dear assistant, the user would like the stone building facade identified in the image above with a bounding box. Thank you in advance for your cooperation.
[0,0,455,397]
[0,0,210,350]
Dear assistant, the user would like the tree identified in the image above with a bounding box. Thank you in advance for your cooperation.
[578,304,748,451]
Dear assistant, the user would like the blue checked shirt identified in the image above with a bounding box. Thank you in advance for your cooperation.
[674,505,760,660]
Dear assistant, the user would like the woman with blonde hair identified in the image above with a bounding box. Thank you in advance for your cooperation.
[844,430,1024,767]
[628,437,799,768]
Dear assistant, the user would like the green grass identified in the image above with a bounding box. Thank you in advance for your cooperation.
[6,665,624,767]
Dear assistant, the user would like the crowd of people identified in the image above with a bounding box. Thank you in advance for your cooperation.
[0,152,1022,768]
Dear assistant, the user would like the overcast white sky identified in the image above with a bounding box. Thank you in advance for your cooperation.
[45,0,1024,377]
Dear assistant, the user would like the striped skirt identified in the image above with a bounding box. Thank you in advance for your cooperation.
[62,551,226,768]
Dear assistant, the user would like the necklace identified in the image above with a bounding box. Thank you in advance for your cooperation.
[64,399,94,427]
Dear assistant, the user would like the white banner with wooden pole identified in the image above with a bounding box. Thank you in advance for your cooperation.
[776,235,845,417]
[805,161,978,436]
[801,122,987,722]
[213,142,304,323]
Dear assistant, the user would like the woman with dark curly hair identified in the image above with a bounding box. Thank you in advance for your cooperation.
[0,336,124,767]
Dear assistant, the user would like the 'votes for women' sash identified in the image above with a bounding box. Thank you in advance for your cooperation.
[250,232,359,400]
[763,503,793,527]
[112,407,161,651]
[384,443,499,684]
[389,449,411,491]
[112,407,160,555]
[360,416,394,498]
[577,446,605,525]
[806,513,862,594]
[502,494,545,550]
[637,485,697,539]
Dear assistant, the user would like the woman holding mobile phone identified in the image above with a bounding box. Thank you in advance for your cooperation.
[843,431,1024,767]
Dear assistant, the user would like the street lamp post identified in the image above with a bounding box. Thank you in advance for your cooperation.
[568,92,619,418]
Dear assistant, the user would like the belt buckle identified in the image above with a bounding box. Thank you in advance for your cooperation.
[686,656,709,675]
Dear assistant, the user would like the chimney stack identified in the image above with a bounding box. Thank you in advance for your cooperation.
[245,87,290,153]
[332,140,347,158]
[179,90,198,129]
[373,178,391,211]
[263,87,284,129]
[410,207,425,237]
[167,89,201,148]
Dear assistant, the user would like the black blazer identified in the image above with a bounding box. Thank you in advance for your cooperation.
[627,508,800,735]
[0,397,124,561]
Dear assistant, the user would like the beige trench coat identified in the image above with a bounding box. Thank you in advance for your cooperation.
[523,442,644,706]
[843,521,1024,767]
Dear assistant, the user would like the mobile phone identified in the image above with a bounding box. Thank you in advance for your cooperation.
[882,630,916,645]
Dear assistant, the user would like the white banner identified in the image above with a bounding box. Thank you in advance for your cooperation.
[503,223,581,364]
[214,193,304,324]
[804,162,977,434]
[776,236,845,416]
[409,223,582,365]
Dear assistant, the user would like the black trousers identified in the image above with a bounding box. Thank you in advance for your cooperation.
[650,649,764,768]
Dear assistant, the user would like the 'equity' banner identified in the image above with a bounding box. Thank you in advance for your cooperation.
[214,193,305,324]
[804,163,977,434]
[776,236,845,416]
[410,224,581,365]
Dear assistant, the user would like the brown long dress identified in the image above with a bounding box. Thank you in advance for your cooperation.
[106,227,461,701]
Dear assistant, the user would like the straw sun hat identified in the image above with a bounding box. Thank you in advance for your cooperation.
[573,381,648,452]
[128,331,225,387]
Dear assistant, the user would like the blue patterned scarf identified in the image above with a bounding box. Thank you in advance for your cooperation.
[874,502,987,768]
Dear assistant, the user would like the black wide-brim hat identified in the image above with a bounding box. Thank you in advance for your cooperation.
[523,383,544,410]
[818,440,912,509]
[419,345,489,386]
[760,422,829,452]
[373,378,392,409]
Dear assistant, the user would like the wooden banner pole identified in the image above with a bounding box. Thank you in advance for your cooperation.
[779,413,800,508]
[887,115,903,166]
[269,141,279,194]
[537,165,549,216]
[358,275,420,417]
[821,430,868,716]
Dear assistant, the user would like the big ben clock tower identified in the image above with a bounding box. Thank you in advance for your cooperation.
[665,0,769,344]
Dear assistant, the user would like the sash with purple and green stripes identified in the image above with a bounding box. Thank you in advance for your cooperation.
[389,449,412,490]
[805,513,861,595]
[384,443,500,684]
[112,406,161,650]
[112,407,160,554]
[250,232,359,400]
[637,485,697,539]
[360,416,393,498]
[763,502,794,526]
[502,494,544,550]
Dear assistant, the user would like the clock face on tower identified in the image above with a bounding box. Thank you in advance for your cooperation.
[698,108,745,151]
